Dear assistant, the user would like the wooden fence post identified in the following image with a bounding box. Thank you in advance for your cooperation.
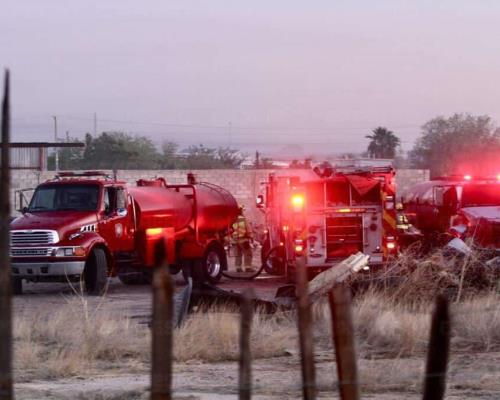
[151,242,174,400]
[239,288,254,400]
[296,257,316,400]
[422,295,450,400]
[0,70,13,400]
[329,285,360,400]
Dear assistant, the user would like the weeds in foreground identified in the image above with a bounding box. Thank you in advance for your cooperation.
[13,290,500,382]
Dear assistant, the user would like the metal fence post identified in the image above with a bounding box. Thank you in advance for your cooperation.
[329,285,360,400]
[296,257,316,400]
[151,242,174,400]
[239,288,254,400]
[422,295,450,400]
[0,70,13,400]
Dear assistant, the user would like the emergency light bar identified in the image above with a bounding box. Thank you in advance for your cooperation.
[55,171,112,180]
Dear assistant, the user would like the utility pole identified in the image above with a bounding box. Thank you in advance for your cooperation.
[228,121,232,147]
[52,115,59,171]
[93,112,97,136]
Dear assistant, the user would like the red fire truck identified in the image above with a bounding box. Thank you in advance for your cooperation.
[257,165,399,281]
[10,171,238,294]
[403,174,500,251]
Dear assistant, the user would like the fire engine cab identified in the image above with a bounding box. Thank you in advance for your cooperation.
[257,164,398,281]
[403,175,500,250]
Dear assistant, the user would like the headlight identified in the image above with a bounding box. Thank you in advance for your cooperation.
[54,247,86,257]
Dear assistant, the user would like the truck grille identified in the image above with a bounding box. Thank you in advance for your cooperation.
[10,230,59,246]
[11,248,53,257]
[326,216,363,259]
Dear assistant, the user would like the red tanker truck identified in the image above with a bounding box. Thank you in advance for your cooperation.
[9,171,238,294]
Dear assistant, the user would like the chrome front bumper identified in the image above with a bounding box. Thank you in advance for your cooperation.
[11,261,85,279]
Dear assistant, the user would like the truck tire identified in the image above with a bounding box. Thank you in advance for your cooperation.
[84,248,108,296]
[263,245,285,276]
[12,277,23,295]
[203,243,226,284]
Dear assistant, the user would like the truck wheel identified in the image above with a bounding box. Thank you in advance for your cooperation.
[84,248,108,296]
[12,277,23,295]
[203,244,226,284]
[263,245,285,276]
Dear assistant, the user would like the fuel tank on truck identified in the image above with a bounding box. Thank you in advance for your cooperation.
[129,179,239,234]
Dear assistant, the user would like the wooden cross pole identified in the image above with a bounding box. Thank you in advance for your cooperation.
[296,257,316,399]
[422,295,450,400]
[239,288,254,400]
[329,285,360,400]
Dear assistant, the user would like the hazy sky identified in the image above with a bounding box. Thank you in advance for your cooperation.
[2,1,500,156]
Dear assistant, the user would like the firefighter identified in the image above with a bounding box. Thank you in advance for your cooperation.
[232,205,254,272]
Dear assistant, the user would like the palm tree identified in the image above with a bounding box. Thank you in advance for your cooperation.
[365,127,401,158]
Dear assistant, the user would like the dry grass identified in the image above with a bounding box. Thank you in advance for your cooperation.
[14,296,150,381]
[13,289,500,384]
[363,246,500,302]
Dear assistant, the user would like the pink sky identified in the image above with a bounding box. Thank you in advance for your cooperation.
[2,1,500,156]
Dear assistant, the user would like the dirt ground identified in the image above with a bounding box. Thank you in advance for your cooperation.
[12,257,500,400]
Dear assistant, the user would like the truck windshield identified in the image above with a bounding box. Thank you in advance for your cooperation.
[461,184,500,207]
[28,184,100,212]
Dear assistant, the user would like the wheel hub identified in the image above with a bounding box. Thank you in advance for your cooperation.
[206,251,221,277]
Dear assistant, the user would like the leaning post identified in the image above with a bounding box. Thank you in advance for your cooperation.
[0,70,13,400]
[151,241,174,400]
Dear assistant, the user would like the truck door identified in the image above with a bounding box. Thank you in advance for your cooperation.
[98,186,134,252]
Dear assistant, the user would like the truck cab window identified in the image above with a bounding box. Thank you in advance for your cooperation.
[29,184,99,212]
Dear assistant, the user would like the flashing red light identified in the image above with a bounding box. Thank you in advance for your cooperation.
[291,194,305,210]
[464,174,472,181]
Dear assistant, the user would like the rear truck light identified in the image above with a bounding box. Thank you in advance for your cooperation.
[464,174,472,181]
[294,239,305,255]
[54,246,86,257]
[385,235,396,251]
[282,225,289,232]
[497,174,500,181]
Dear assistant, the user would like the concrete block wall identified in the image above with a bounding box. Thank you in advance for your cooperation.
[10,169,429,223]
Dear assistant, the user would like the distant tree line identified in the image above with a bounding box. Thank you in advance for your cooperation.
[50,113,500,177]
[48,132,246,170]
